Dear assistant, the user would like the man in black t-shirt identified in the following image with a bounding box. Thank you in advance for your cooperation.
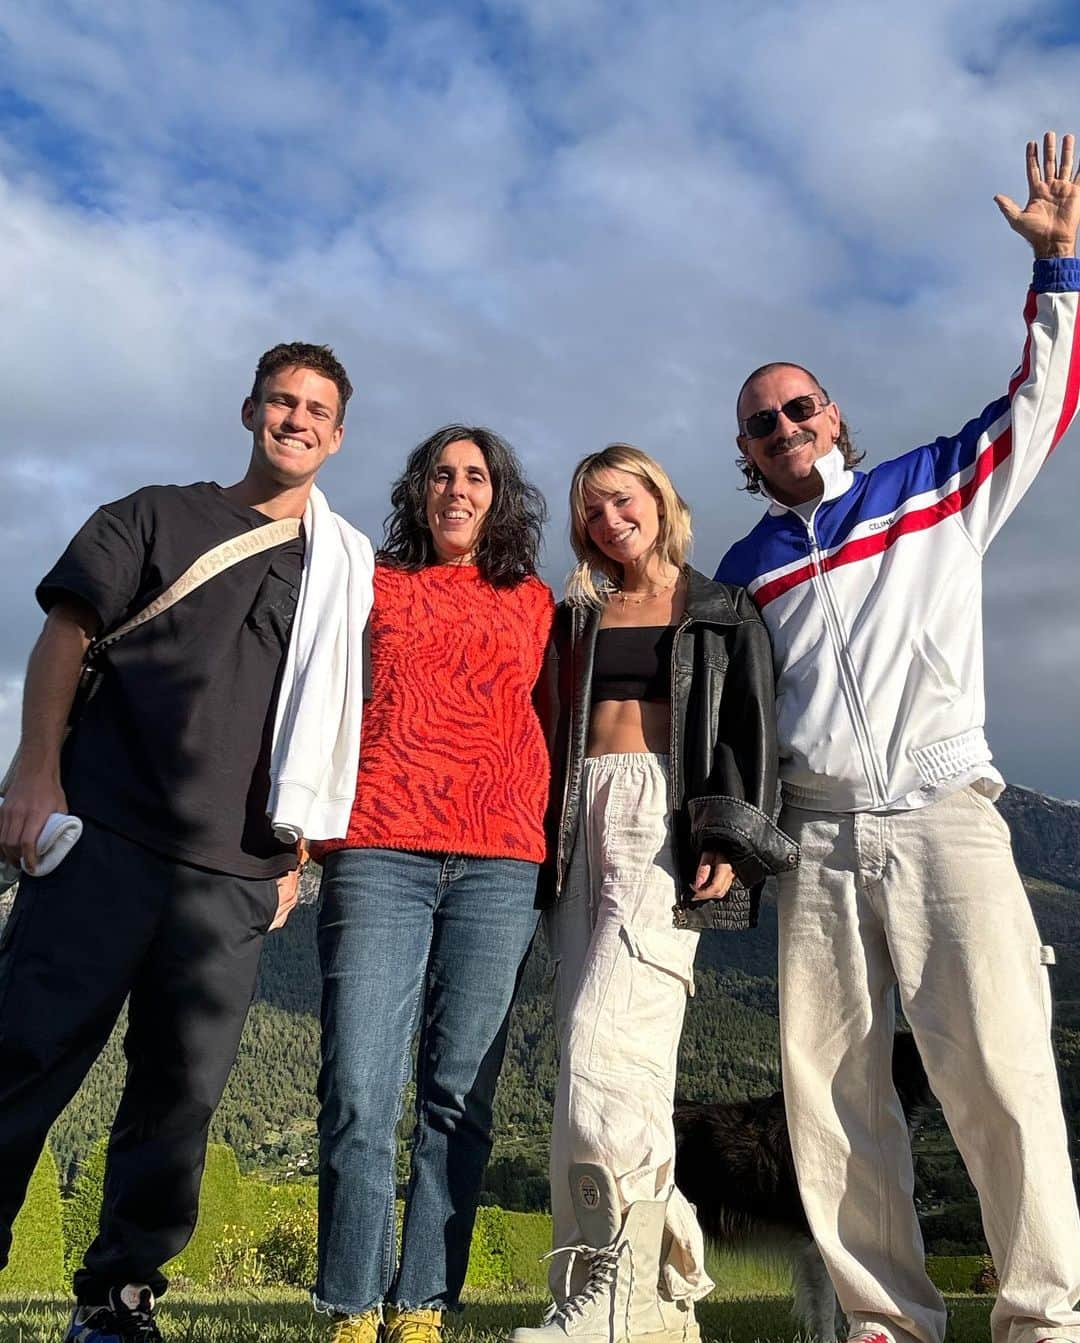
[0,341,353,1342]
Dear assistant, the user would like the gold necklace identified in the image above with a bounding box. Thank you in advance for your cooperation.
[612,573,680,605]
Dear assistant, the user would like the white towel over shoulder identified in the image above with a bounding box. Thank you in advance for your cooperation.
[267,484,375,843]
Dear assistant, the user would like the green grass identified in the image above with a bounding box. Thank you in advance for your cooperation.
[702,1248,794,1300]
[0,1285,994,1343]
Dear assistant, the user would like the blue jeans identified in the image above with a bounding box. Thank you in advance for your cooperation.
[314,847,540,1314]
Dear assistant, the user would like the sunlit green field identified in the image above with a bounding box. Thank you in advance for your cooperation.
[0,1241,993,1343]
[0,1284,994,1343]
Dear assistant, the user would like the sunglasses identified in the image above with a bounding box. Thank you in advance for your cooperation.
[739,393,830,440]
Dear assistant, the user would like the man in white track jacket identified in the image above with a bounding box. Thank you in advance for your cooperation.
[716,133,1080,1343]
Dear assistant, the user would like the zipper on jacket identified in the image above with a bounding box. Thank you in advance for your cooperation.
[806,520,889,807]
[668,611,692,892]
[554,607,582,895]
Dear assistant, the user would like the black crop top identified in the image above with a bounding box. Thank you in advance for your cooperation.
[592,625,676,703]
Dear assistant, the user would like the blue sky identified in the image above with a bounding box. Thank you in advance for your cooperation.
[2,0,1079,798]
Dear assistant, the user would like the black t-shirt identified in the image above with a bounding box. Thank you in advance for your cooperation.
[37,481,305,878]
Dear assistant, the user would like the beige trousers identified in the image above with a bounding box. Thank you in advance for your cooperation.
[545,753,713,1302]
[778,785,1080,1343]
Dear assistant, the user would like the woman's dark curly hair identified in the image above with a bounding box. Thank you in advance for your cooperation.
[735,361,863,496]
[379,424,547,587]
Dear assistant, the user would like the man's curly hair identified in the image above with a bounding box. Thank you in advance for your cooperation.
[251,342,353,426]
[380,424,546,588]
[735,361,863,495]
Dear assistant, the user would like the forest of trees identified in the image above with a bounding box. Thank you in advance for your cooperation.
[8,785,1080,1256]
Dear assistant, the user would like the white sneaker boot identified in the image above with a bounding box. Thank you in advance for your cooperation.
[509,1163,700,1343]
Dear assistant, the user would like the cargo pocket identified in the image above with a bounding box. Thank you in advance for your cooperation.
[588,923,697,1080]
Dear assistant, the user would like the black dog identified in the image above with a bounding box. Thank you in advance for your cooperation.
[674,1032,935,1341]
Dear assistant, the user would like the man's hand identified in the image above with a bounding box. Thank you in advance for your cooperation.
[269,866,301,931]
[690,850,735,902]
[0,599,98,874]
[995,131,1080,259]
[0,769,68,875]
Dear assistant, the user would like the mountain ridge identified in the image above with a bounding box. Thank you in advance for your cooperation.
[2,783,1076,1246]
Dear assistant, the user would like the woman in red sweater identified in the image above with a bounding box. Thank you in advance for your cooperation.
[313,426,552,1343]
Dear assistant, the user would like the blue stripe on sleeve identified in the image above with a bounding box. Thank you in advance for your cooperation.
[809,395,1008,550]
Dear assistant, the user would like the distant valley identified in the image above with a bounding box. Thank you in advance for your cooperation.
[4,784,1077,1250]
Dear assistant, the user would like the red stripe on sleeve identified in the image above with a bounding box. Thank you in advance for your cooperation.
[1050,299,1080,456]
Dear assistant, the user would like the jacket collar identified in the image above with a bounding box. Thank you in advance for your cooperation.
[764,444,854,517]
[683,565,741,625]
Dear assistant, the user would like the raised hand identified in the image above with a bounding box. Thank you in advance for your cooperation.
[995,131,1080,259]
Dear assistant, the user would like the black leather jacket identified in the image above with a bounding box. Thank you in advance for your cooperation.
[536,566,798,931]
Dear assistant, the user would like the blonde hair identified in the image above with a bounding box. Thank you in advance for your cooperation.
[565,444,693,608]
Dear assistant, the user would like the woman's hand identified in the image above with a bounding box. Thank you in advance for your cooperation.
[269,842,309,931]
[690,849,735,901]
[269,868,300,930]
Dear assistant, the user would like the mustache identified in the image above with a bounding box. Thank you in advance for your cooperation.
[770,429,814,453]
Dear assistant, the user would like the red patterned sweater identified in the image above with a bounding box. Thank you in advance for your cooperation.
[320,563,554,862]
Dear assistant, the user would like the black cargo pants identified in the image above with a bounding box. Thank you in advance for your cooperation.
[0,819,279,1300]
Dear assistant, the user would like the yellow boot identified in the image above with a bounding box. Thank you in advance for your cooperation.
[383,1306,444,1343]
[331,1308,382,1343]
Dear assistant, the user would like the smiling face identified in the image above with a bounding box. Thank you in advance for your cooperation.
[425,438,494,564]
[736,364,841,506]
[582,467,664,569]
[241,364,344,487]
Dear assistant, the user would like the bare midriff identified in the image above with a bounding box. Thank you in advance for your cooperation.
[586,698,671,756]
[586,576,683,758]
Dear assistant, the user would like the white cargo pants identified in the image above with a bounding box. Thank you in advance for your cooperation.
[545,753,713,1303]
[778,784,1080,1343]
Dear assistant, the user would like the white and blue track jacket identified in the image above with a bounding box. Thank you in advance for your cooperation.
[716,258,1080,813]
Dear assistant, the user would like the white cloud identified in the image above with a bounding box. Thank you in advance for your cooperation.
[0,0,1078,796]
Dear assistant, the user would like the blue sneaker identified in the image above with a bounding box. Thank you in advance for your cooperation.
[64,1285,163,1341]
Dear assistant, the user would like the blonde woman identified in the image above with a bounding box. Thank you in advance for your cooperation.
[512,446,796,1343]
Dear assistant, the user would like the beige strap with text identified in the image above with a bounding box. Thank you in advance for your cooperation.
[92,516,302,653]
[0,517,302,796]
